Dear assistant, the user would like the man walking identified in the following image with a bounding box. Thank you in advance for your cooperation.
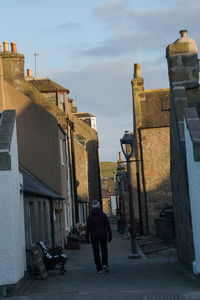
[86,200,112,273]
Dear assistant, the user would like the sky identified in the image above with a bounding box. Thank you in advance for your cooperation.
[0,0,200,162]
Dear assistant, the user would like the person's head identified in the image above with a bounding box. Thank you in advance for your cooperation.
[92,200,100,208]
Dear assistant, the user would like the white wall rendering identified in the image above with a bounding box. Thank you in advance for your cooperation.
[0,117,26,285]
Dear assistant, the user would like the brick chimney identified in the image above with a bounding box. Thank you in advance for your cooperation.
[10,42,17,53]
[134,63,141,78]
[117,152,123,164]
[0,41,24,85]
[26,68,33,78]
[3,42,9,52]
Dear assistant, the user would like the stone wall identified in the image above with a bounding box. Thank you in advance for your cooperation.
[101,177,115,194]
[74,138,89,201]
[140,127,172,234]
[0,52,25,85]
[131,63,172,235]
[73,114,101,203]
[103,197,111,216]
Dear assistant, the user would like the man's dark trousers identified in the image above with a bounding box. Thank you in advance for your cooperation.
[91,236,108,271]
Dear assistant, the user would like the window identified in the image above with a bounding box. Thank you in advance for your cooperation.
[58,93,65,111]
[59,138,64,165]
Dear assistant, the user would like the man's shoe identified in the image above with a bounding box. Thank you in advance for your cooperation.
[97,270,103,274]
[103,265,110,272]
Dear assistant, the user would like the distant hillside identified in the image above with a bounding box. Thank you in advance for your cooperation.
[100,162,117,178]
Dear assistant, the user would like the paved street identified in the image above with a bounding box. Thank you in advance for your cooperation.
[7,222,200,300]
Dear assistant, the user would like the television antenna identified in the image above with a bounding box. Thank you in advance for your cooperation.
[34,53,46,78]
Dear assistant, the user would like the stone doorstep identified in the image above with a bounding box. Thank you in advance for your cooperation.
[137,235,175,256]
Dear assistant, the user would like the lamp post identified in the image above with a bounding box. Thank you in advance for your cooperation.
[120,131,141,259]
[116,163,126,233]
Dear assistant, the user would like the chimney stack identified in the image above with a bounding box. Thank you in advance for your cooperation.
[180,30,188,38]
[118,152,123,162]
[0,41,25,85]
[3,42,9,52]
[166,30,199,89]
[10,42,17,53]
[27,69,33,77]
[134,63,141,78]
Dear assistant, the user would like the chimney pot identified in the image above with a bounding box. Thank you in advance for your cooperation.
[119,152,123,161]
[134,63,141,78]
[27,69,33,77]
[180,30,188,38]
[10,42,17,53]
[3,42,9,52]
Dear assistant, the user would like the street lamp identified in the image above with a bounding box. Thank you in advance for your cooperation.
[120,131,141,259]
[116,163,126,233]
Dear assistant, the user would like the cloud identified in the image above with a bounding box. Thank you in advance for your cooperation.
[49,59,133,117]
[53,22,82,32]
[15,0,46,3]
[80,31,164,58]
[94,0,130,22]
[80,0,200,60]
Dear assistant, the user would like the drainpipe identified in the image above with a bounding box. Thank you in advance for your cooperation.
[0,58,5,111]
[49,198,55,247]
[138,128,149,234]
[95,139,102,204]
[68,136,76,228]
[70,127,79,224]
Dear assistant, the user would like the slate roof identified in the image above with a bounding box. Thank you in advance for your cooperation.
[28,78,69,93]
[184,107,200,161]
[140,89,170,128]
[75,112,95,118]
[20,165,64,200]
[102,189,112,198]
[77,195,89,203]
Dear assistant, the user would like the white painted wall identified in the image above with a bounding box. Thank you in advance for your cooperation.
[111,196,117,215]
[91,117,97,131]
[184,119,200,274]
[0,121,26,285]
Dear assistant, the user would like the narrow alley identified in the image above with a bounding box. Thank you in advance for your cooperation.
[9,221,200,300]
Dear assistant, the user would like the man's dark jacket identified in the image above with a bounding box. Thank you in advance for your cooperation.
[86,208,112,242]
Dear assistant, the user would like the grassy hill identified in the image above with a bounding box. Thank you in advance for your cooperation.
[100,162,117,178]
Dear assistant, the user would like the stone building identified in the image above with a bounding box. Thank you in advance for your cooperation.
[74,112,97,131]
[131,64,172,235]
[25,75,77,226]
[27,76,102,221]
[166,30,200,269]
[73,111,102,206]
[102,189,112,216]
[0,42,76,264]
[101,175,116,216]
